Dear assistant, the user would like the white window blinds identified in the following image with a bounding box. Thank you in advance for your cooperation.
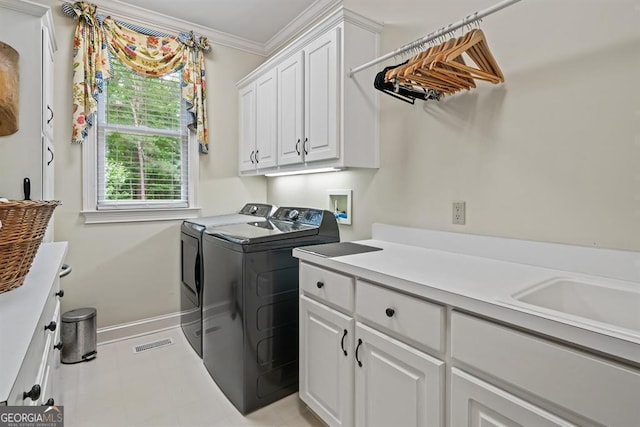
[97,60,189,210]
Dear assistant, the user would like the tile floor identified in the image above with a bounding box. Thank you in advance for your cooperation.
[59,327,326,427]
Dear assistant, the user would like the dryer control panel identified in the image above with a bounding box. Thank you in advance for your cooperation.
[238,203,275,217]
[273,207,324,226]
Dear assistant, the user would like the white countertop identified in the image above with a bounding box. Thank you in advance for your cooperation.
[0,242,68,402]
[294,234,640,365]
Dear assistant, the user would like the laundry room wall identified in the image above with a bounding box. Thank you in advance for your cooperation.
[267,0,640,251]
[45,0,268,328]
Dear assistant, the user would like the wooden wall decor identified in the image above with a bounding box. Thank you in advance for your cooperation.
[0,41,19,136]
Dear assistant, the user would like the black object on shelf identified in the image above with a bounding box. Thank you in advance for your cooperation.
[23,177,30,200]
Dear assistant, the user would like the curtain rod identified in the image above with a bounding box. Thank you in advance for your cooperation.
[349,0,522,77]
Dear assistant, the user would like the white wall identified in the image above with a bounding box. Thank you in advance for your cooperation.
[268,1,640,251]
[47,2,267,327]
[18,0,639,328]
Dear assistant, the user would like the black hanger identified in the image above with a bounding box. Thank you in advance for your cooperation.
[374,62,441,104]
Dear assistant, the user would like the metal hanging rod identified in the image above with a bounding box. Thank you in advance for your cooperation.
[349,0,522,77]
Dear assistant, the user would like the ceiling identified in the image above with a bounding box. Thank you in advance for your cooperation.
[104,0,341,55]
[101,0,510,56]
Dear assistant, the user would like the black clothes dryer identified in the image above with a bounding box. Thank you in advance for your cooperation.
[180,203,276,357]
[201,207,339,414]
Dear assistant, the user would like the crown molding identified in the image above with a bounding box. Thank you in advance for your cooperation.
[1,0,50,17]
[58,0,266,55]
[56,0,346,57]
[264,0,342,56]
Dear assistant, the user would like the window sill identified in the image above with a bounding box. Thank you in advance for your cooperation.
[81,207,201,224]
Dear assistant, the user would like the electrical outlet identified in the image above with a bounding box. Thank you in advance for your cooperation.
[453,201,465,225]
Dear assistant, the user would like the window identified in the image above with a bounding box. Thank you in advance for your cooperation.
[82,61,199,223]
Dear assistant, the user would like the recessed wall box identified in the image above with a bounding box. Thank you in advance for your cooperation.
[327,189,352,225]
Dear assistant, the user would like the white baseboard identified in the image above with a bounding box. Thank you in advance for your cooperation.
[97,311,181,345]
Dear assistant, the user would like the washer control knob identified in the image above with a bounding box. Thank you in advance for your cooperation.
[287,209,299,221]
[250,205,259,214]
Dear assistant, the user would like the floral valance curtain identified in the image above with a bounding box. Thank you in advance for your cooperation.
[62,2,211,154]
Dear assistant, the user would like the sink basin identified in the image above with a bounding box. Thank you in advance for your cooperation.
[512,278,640,335]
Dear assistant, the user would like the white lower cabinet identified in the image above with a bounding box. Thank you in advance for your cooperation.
[354,323,444,427]
[451,311,640,427]
[2,245,66,406]
[300,295,354,427]
[299,263,445,427]
[298,261,640,427]
[451,368,578,427]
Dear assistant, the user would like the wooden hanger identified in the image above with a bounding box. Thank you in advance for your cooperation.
[380,28,504,100]
[431,29,504,83]
[407,36,475,94]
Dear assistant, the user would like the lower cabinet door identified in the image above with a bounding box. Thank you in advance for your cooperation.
[451,368,579,427]
[300,295,354,427]
[354,323,445,427]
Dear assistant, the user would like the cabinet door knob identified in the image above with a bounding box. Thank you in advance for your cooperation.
[385,308,395,318]
[55,290,64,298]
[23,384,41,401]
[44,321,56,332]
[355,338,363,367]
[316,281,324,289]
[42,398,55,406]
[54,341,63,351]
[340,329,348,356]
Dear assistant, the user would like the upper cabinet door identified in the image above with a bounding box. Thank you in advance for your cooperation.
[238,82,257,172]
[277,52,304,166]
[304,27,340,163]
[255,69,278,169]
[42,27,54,142]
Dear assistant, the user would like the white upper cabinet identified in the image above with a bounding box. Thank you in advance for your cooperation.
[238,82,257,172]
[254,69,278,169]
[303,27,339,163]
[239,68,278,172]
[277,52,304,166]
[237,7,381,175]
[0,0,57,202]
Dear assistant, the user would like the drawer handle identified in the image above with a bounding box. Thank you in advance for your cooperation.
[42,398,55,406]
[340,329,348,356]
[44,321,57,332]
[55,290,64,298]
[47,146,54,166]
[54,341,63,351]
[47,105,54,124]
[355,338,363,367]
[316,281,324,289]
[23,384,41,401]
[385,308,395,318]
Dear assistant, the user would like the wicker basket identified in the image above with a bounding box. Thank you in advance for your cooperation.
[0,200,61,294]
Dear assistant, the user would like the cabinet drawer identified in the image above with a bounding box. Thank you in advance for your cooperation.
[356,280,445,354]
[451,312,640,426]
[7,300,60,406]
[300,262,355,312]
